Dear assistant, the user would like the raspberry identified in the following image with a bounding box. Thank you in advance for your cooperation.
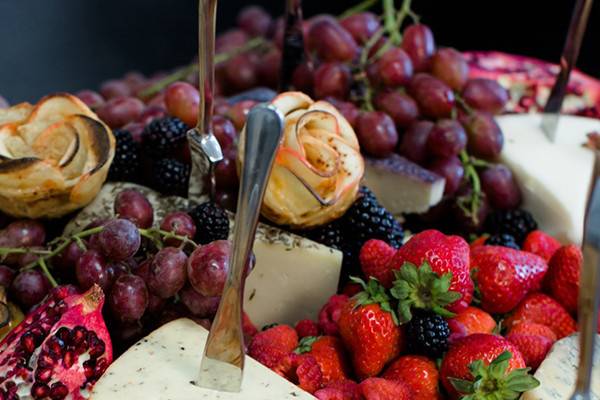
[318,295,349,336]
[295,319,320,339]
[506,333,553,369]
[359,239,397,287]
[248,325,298,369]
[275,354,323,394]
[360,377,412,399]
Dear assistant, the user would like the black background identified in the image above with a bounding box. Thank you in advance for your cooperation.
[0,0,598,103]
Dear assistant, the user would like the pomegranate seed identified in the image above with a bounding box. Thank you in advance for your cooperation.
[55,327,70,343]
[89,342,105,359]
[83,360,95,379]
[31,382,50,398]
[94,358,108,377]
[34,368,52,383]
[49,382,68,399]
[5,381,15,390]
[71,326,87,346]
[19,333,36,354]
[0,389,5,400]
[63,350,75,369]
[46,337,65,356]
[37,353,55,368]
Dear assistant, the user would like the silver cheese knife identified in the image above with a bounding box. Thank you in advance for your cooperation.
[541,0,593,141]
[187,0,223,202]
[570,149,600,400]
[196,104,284,392]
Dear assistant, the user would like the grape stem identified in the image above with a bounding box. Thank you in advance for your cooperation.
[0,248,51,258]
[455,93,475,116]
[339,0,379,19]
[459,150,483,224]
[138,37,268,98]
[138,228,199,250]
[382,0,402,45]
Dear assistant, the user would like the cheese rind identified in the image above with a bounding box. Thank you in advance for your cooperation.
[522,334,600,400]
[497,114,598,244]
[90,318,316,399]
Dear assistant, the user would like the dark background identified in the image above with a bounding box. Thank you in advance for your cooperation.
[0,0,598,103]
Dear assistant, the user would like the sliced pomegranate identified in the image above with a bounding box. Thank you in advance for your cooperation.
[0,285,112,399]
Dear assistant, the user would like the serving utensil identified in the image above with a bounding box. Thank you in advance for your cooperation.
[570,149,600,400]
[187,0,223,201]
[196,104,284,392]
[541,0,593,141]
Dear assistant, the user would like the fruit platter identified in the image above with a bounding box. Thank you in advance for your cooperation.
[0,0,599,399]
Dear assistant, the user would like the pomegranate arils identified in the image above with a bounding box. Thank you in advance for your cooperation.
[50,382,69,399]
[19,332,36,354]
[71,326,88,346]
[83,360,95,379]
[37,353,55,368]
[35,367,52,383]
[47,336,65,356]
[31,382,50,398]
[63,350,75,368]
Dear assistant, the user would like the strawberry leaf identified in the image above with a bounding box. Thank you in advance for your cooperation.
[294,336,319,354]
[349,276,399,325]
[448,377,474,394]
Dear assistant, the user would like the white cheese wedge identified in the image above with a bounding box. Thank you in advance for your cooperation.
[90,318,316,400]
[522,334,600,400]
[66,183,342,327]
[497,114,598,244]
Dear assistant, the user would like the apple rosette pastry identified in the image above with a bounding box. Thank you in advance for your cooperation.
[240,91,364,229]
[0,93,115,218]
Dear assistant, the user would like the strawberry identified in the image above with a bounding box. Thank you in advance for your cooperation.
[522,230,561,262]
[545,244,582,314]
[387,230,473,313]
[440,334,538,399]
[470,235,488,250]
[242,312,258,338]
[296,336,350,385]
[359,377,412,400]
[383,355,441,400]
[504,293,577,339]
[338,278,404,379]
[248,324,298,368]
[506,333,553,370]
[275,353,323,394]
[507,322,557,342]
[447,306,496,342]
[314,379,361,400]
[471,245,548,313]
[295,319,320,338]
[359,239,397,285]
[318,294,350,336]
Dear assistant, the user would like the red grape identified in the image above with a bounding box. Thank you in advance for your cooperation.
[97,219,140,262]
[53,241,84,274]
[452,187,490,234]
[179,285,220,318]
[408,73,455,118]
[460,111,504,159]
[114,189,154,229]
[136,105,167,126]
[100,80,131,99]
[215,148,239,190]
[340,12,380,44]
[216,29,249,53]
[462,78,509,114]
[76,90,105,109]
[426,119,467,158]
[123,122,145,143]
[3,220,46,248]
[431,48,469,90]
[17,247,43,269]
[123,71,147,94]
[226,100,257,130]
[225,54,259,92]
[398,120,434,164]
[256,47,281,89]
[402,24,436,72]
[109,274,149,322]
[76,249,111,292]
[355,111,398,158]
[480,164,522,209]
[237,6,272,37]
[292,62,315,95]
[0,265,16,288]
[324,97,360,127]
[147,247,187,299]
[0,95,8,109]
[146,293,166,315]
[165,81,200,127]
[307,19,358,62]
[216,191,238,212]
[11,270,50,308]
[313,62,351,99]
[374,91,419,129]
[97,96,145,129]
[429,156,464,196]
[376,47,413,87]
[147,92,167,109]
[187,240,231,297]
[212,115,237,150]
[108,261,130,283]
[159,211,196,247]
[214,97,231,117]
[132,258,152,283]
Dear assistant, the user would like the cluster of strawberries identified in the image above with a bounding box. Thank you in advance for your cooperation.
[246,229,590,399]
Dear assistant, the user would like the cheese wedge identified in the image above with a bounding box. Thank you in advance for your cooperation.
[497,114,598,244]
[522,334,600,400]
[66,182,342,327]
[91,318,316,399]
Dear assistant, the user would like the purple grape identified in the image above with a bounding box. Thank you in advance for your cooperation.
[398,120,434,165]
[429,156,465,196]
[147,247,187,299]
[212,115,237,151]
[237,5,272,37]
[187,240,231,297]
[426,119,467,158]
[132,258,152,283]
[159,211,197,247]
[401,24,436,72]
[340,12,381,44]
[75,249,111,291]
[462,78,509,114]
[114,189,154,229]
[480,164,522,210]
[109,274,149,322]
[0,265,16,288]
[76,90,105,109]
[408,73,455,119]
[376,47,414,87]
[100,80,131,100]
[17,247,44,269]
[3,220,46,248]
[374,91,419,129]
[11,270,50,308]
[108,261,130,283]
[355,111,399,158]
[146,293,166,315]
[179,285,220,318]
[452,187,491,233]
[431,48,469,90]
[460,111,504,159]
[53,241,85,273]
[307,19,359,62]
[313,62,352,99]
[215,148,239,190]
[97,219,141,262]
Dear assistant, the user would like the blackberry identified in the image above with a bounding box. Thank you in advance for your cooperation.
[142,116,188,154]
[406,310,450,359]
[341,187,404,249]
[486,233,520,250]
[152,158,190,196]
[108,129,140,182]
[485,208,537,244]
[304,221,343,250]
[189,202,230,244]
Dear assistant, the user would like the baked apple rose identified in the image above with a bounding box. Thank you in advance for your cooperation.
[0,94,115,218]
[241,91,364,228]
